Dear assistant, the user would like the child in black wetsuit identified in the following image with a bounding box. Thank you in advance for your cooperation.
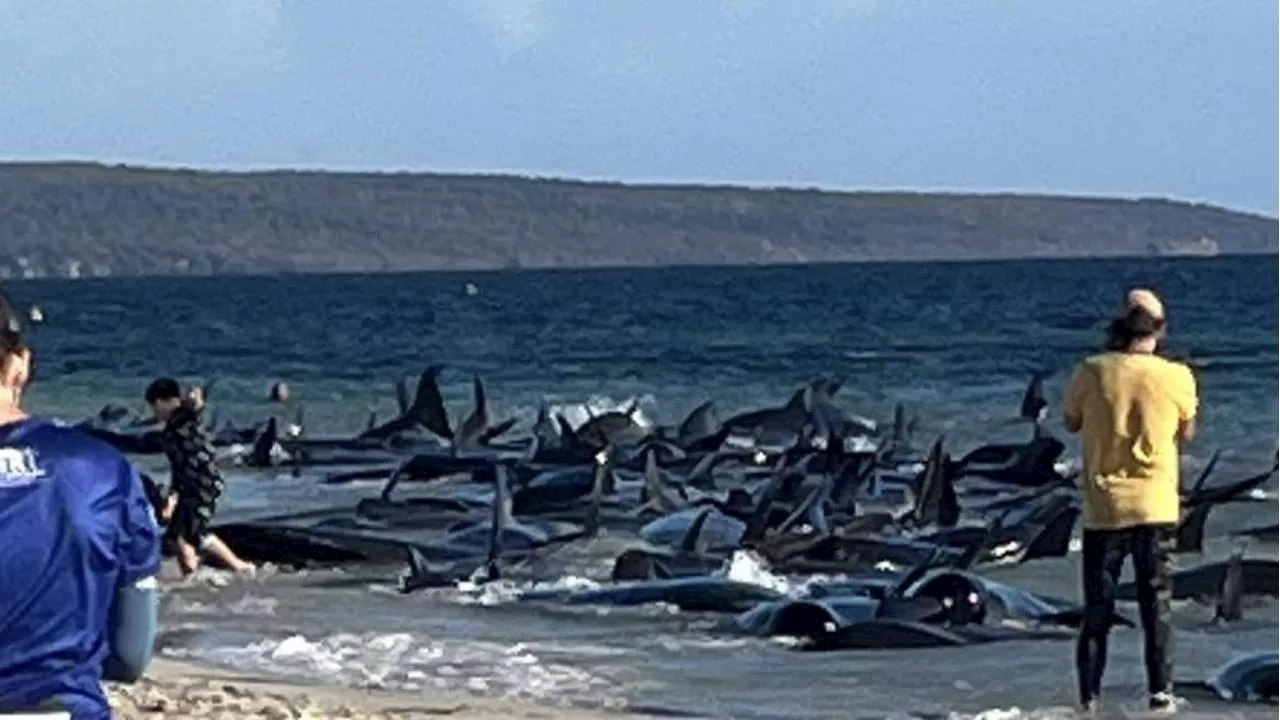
[144,377,254,576]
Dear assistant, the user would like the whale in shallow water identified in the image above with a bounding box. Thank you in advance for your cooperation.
[639,506,747,551]
[1114,554,1278,607]
[732,564,1131,650]
[1174,651,1279,705]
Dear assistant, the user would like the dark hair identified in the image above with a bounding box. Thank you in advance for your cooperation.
[144,377,182,404]
[1105,305,1166,351]
[0,291,26,359]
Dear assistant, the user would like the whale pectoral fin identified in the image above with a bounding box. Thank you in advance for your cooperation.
[1174,502,1215,554]
[479,417,518,444]
[394,377,411,416]
[679,506,714,555]
[1213,548,1246,622]
[492,465,515,549]
[412,365,453,440]
[400,545,445,593]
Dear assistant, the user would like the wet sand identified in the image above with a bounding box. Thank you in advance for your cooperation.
[106,658,663,720]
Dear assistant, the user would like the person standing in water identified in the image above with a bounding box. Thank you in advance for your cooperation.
[1064,288,1198,715]
[268,380,290,403]
[144,377,255,576]
[0,291,161,717]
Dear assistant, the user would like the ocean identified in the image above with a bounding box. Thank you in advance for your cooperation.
[10,255,1279,719]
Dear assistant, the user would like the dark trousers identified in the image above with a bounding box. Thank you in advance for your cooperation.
[1075,524,1175,704]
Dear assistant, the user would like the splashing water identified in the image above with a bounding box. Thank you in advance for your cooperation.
[455,573,603,606]
[546,394,658,431]
[720,549,795,596]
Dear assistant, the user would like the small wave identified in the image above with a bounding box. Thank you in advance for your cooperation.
[938,701,1267,720]
[225,595,278,615]
[168,567,240,589]
[841,350,918,365]
[452,573,603,606]
[164,564,281,589]
[170,632,621,704]
[168,592,278,617]
[652,635,753,652]
[940,707,1098,720]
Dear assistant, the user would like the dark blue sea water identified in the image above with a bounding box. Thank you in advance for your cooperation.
[8,256,1278,719]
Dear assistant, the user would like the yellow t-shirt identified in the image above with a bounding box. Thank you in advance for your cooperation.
[1064,352,1198,530]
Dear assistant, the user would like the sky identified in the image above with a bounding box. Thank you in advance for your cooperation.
[1,0,1276,215]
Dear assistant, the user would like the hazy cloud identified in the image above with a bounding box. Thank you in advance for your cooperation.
[467,0,546,53]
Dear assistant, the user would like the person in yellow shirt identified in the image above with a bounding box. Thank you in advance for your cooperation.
[1063,288,1198,716]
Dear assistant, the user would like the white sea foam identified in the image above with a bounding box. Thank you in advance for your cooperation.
[544,393,658,431]
[941,709,1078,720]
[171,632,618,703]
[720,549,793,595]
[452,572,602,605]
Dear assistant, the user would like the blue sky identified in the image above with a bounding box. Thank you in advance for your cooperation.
[1,1,1276,215]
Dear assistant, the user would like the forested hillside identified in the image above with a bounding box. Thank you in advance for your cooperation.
[0,163,1273,278]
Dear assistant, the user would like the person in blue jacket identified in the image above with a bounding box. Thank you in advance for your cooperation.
[0,291,161,719]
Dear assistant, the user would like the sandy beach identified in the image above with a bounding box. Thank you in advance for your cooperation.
[106,658,665,720]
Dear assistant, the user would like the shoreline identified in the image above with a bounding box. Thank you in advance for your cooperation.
[106,657,668,720]
[1,251,1266,285]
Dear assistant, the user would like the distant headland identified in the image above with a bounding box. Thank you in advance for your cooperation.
[0,162,1274,278]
